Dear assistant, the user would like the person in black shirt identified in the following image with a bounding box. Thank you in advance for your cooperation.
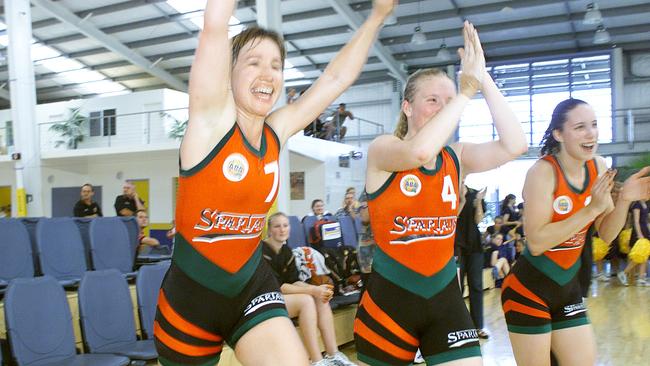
[114,181,145,216]
[262,212,356,366]
[73,183,103,217]
[455,185,489,339]
[499,193,521,235]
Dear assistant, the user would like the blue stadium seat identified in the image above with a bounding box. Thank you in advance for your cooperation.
[89,218,136,277]
[36,218,88,287]
[339,216,358,247]
[0,219,35,292]
[4,276,130,366]
[73,218,96,272]
[20,217,42,275]
[287,215,306,249]
[136,262,171,340]
[354,216,362,235]
[119,216,140,259]
[78,270,158,361]
[302,215,318,245]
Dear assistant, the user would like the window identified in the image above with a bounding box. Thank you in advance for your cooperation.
[459,53,612,146]
[89,109,117,137]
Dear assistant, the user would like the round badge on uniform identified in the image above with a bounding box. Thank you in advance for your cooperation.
[553,195,573,215]
[223,153,249,182]
[400,174,421,197]
[584,195,592,206]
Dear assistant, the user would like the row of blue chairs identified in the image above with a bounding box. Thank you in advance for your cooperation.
[287,215,361,249]
[1,262,169,365]
[0,217,169,294]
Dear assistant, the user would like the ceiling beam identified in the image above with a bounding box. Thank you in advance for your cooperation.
[30,0,187,92]
[324,0,406,83]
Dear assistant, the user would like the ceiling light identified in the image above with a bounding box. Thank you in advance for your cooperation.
[583,3,603,25]
[384,13,397,26]
[411,26,426,45]
[437,42,451,61]
[593,25,611,44]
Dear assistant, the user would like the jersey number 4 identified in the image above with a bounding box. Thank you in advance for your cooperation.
[442,175,457,210]
[264,161,279,202]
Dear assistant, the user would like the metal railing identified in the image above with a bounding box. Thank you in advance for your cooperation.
[303,106,385,147]
[37,107,189,153]
[8,105,649,157]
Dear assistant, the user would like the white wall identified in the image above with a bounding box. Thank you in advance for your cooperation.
[39,152,179,223]
[289,153,325,218]
[287,135,366,217]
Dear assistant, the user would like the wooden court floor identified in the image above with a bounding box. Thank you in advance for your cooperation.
[341,279,649,365]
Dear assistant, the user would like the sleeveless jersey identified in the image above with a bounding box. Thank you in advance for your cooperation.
[367,147,460,298]
[523,155,598,285]
[173,123,281,296]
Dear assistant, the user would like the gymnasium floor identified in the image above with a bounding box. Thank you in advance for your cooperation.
[341,279,649,365]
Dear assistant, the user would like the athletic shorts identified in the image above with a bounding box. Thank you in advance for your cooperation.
[501,256,589,335]
[154,259,288,365]
[354,271,481,365]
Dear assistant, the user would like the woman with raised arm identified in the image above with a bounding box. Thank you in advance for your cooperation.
[153,1,398,365]
[500,98,650,366]
[354,22,528,366]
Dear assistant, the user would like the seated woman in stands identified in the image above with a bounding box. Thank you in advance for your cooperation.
[262,212,356,366]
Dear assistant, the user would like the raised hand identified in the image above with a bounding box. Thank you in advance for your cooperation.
[457,21,486,97]
[372,0,398,19]
[590,169,616,214]
[620,166,650,202]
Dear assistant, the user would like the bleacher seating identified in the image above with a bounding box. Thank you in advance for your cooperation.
[136,262,171,340]
[301,215,318,244]
[78,270,158,361]
[0,219,35,293]
[4,276,130,366]
[338,215,358,247]
[36,217,88,287]
[88,218,137,277]
[287,215,307,248]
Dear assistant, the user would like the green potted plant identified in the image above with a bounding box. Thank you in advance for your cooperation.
[161,112,188,140]
[49,107,87,149]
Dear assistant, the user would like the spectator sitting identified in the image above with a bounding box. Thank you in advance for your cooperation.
[323,103,353,141]
[114,181,145,216]
[262,212,356,366]
[483,216,510,242]
[73,183,103,217]
[136,210,160,254]
[306,199,332,220]
[335,191,358,220]
[489,233,512,280]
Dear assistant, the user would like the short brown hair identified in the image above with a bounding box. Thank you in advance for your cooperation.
[231,26,286,68]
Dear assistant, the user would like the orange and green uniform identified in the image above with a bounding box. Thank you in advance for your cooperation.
[154,123,288,366]
[501,155,598,334]
[354,147,481,366]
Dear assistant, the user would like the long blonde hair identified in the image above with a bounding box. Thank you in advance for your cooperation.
[394,68,450,139]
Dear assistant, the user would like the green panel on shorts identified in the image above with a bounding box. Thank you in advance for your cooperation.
[552,317,590,330]
[228,308,289,346]
[507,323,552,334]
[522,248,581,286]
[158,355,220,366]
[373,247,456,299]
[173,234,260,297]
[425,346,481,365]
[357,353,413,366]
